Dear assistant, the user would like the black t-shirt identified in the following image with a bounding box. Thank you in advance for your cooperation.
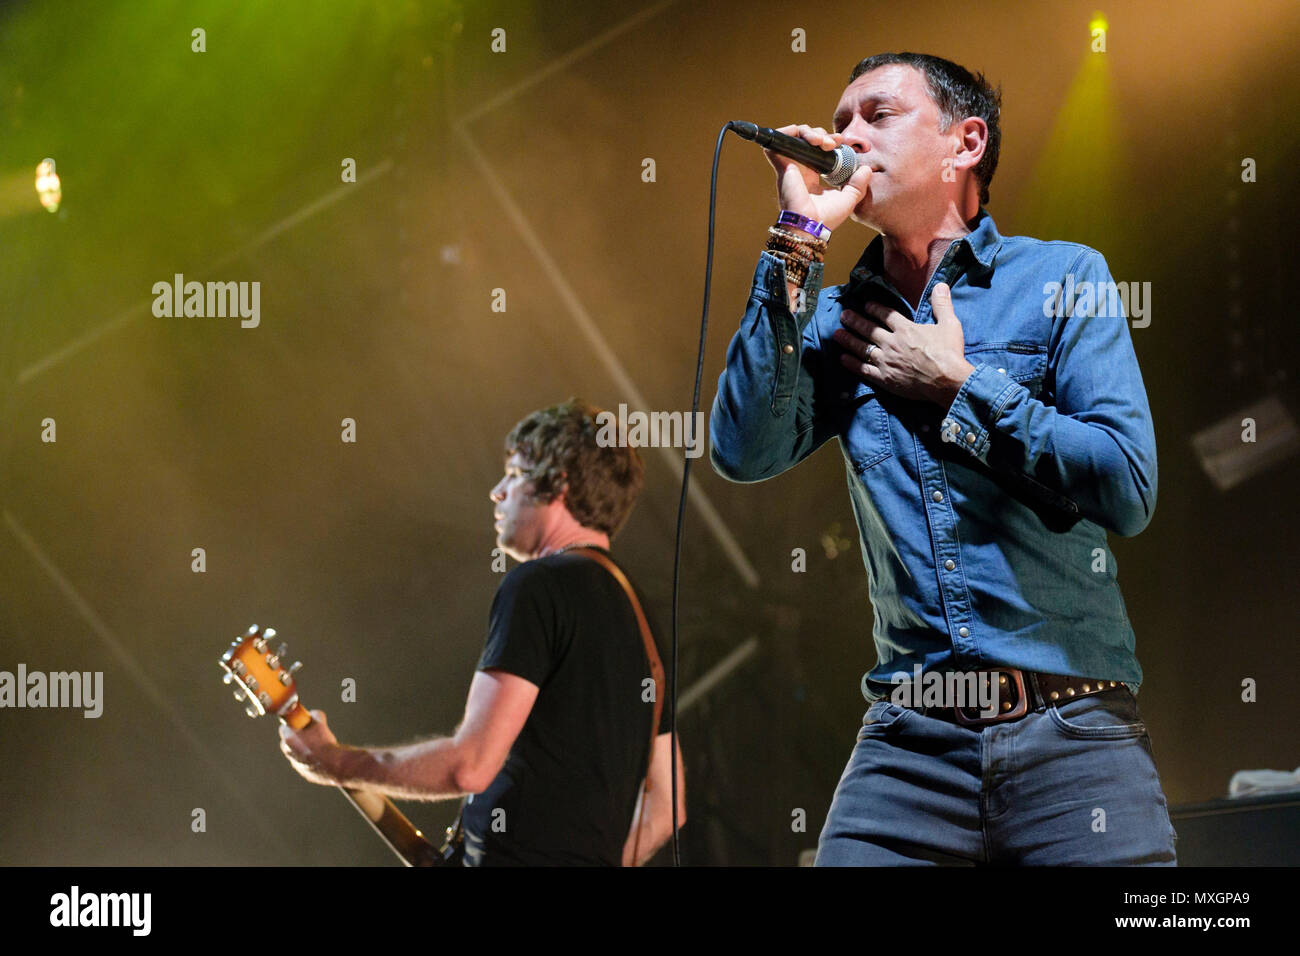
[460,547,669,866]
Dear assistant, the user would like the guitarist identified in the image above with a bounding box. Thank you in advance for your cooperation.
[280,398,685,865]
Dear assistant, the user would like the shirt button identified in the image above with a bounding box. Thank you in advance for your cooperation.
[997,367,1006,374]
[931,490,943,503]
[944,559,955,570]
[783,344,795,354]
[958,626,970,637]
[965,432,976,443]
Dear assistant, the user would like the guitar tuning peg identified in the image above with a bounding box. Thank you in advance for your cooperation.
[246,624,259,636]
[222,672,233,685]
[232,688,246,703]
[244,704,259,718]
[276,643,288,659]
[263,628,277,640]
[287,661,302,675]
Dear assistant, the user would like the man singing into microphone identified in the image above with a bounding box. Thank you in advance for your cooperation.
[710,53,1175,865]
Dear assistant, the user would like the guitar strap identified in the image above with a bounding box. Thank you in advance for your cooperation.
[572,548,666,866]
[443,547,667,866]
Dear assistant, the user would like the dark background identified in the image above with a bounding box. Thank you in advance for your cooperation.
[1,0,1297,865]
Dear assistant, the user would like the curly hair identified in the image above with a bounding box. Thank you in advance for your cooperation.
[504,398,645,539]
[848,52,1002,207]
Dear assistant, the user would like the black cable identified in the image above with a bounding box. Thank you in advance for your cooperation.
[669,122,738,865]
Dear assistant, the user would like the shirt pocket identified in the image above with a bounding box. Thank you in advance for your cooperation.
[834,379,894,473]
[964,342,1049,400]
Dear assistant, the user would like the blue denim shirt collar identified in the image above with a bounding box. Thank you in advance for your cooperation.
[837,206,1003,302]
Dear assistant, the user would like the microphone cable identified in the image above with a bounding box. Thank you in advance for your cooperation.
[668,121,745,866]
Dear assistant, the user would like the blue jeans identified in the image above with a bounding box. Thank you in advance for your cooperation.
[815,684,1178,865]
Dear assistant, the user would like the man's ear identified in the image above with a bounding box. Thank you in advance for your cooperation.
[952,116,987,173]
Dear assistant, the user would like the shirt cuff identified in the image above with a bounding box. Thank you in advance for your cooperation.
[938,363,1022,460]
[754,251,823,328]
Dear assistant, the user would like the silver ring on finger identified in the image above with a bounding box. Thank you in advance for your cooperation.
[864,343,879,363]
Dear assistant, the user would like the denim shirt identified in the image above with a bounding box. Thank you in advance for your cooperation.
[709,208,1156,700]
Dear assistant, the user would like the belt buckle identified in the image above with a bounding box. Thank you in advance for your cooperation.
[953,668,1028,726]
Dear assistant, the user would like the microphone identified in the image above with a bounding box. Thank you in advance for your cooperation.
[730,121,860,187]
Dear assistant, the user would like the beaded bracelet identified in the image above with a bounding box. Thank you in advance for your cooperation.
[770,247,816,286]
[778,256,808,287]
[765,221,825,289]
[766,241,815,265]
[766,236,826,268]
[766,241,824,277]
[767,235,819,266]
[767,224,828,253]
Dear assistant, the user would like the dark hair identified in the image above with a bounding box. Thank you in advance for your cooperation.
[505,398,644,538]
[847,52,1002,207]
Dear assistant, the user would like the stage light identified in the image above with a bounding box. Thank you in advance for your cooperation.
[1190,395,1300,492]
[1012,41,1118,249]
[35,157,61,213]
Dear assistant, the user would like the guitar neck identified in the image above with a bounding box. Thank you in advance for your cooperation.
[284,702,441,868]
[334,785,443,868]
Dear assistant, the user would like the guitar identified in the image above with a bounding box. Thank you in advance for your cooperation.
[218,624,461,866]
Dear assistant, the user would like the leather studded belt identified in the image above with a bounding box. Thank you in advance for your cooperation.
[905,668,1126,727]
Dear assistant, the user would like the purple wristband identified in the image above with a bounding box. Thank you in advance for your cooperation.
[776,210,831,240]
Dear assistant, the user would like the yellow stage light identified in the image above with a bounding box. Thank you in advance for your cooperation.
[35,157,61,213]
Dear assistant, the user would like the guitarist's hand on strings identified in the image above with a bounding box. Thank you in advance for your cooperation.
[280,709,347,786]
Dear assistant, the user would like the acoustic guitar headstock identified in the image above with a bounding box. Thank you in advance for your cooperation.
[219,624,309,728]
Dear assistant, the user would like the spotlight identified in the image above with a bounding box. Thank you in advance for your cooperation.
[35,158,61,213]
[1089,11,1108,52]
